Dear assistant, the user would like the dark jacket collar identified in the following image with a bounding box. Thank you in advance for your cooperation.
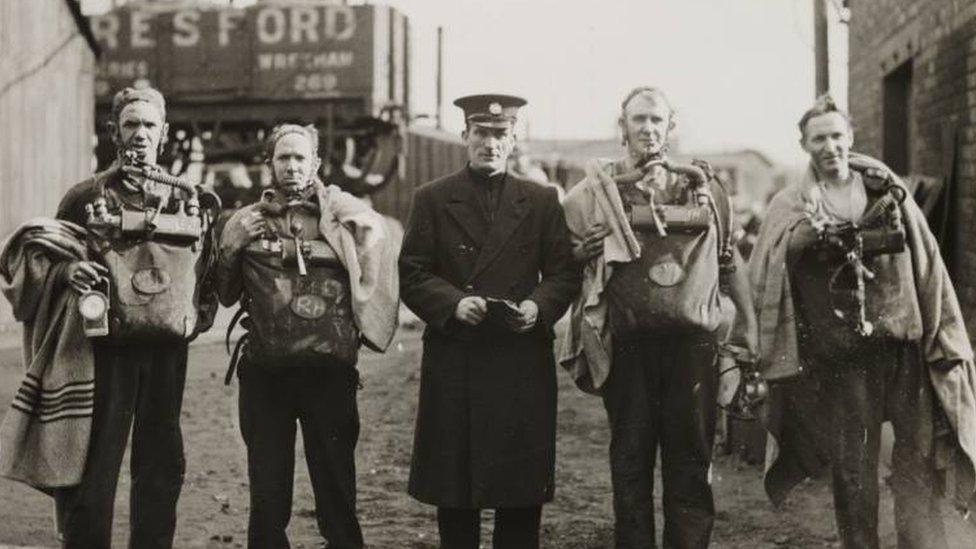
[444,167,531,283]
[466,164,507,186]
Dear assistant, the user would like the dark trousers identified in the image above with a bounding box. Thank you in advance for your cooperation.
[54,340,189,549]
[602,333,717,549]
[238,359,362,549]
[437,506,542,549]
[813,342,948,549]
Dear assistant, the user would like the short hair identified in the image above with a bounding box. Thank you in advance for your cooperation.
[265,123,320,160]
[619,86,675,119]
[111,86,166,122]
[798,94,852,138]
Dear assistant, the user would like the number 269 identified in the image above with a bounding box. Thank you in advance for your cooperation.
[295,73,338,92]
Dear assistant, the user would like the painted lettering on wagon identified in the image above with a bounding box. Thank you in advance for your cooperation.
[90,6,357,50]
[89,4,373,100]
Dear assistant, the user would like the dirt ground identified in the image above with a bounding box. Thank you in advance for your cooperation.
[0,327,973,548]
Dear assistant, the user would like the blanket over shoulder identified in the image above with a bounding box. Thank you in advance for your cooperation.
[749,153,976,511]
[0,218,94,491]
[219,181,400,352]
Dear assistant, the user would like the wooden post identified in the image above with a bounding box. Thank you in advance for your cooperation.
[436,26,444,130]
[814,0,829,96]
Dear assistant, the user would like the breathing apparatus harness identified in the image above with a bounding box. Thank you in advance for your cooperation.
[223,188,360,386]
[803,168,908,337]
[616,157,736,274]
[78,150,220,338]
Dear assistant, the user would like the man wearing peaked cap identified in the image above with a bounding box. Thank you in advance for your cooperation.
[453,93,527,128]
[399,94,581,548]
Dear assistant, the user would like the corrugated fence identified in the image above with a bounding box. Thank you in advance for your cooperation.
[370,126,466,224]
[0,0,98,331]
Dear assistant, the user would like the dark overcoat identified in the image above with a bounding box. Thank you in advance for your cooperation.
[399,167,581,508]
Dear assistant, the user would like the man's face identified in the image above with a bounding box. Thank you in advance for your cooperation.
[271,132,320,194]
[621,94,672,161]
[801,111,853,179]
[113,101,167,165]
[463,124,515,174]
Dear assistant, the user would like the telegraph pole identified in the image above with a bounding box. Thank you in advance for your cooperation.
[436,26,444,129]
[814,0,829,96]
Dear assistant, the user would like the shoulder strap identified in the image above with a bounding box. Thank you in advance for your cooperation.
[224,331,248,386]
[92,168,112,203]
[691,159,736,271]
[224,302,248,355]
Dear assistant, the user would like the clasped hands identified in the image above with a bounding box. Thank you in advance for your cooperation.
[454,296,538,333]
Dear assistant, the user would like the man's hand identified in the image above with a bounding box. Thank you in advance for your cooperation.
[507,300,539,333]
[848,155,893,180]
[728,319,760,361]
[454,296,487,326]
[64,261,108,294]
[572,223,611,262]
[789,219,821,251]
[716,356,741,407]
[239,210,269,242]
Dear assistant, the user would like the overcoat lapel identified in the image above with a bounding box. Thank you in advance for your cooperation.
[468,176,528,282]
[445,170,489,248]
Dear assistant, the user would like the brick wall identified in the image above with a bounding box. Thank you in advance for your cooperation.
[848,0,976,339]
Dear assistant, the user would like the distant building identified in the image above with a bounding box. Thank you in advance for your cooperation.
[672,149,780,214]
[525,139,781,213]
[0,0,100,331]
[520,139,621,193]
[847,0,976,338]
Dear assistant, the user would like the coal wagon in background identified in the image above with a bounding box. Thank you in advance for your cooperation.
[89,0,465,223]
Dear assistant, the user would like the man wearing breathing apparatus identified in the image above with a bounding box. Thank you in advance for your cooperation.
[559,87,759,548]
[748,95,976,548]
[216,123,398,548]
[0,86,219,548]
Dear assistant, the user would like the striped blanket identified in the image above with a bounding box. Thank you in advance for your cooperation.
[0,218,94,490]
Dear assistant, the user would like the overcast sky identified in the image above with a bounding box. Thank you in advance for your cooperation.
[385,0,849,167]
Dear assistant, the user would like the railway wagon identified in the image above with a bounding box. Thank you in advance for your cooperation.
[88,0,463,222]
